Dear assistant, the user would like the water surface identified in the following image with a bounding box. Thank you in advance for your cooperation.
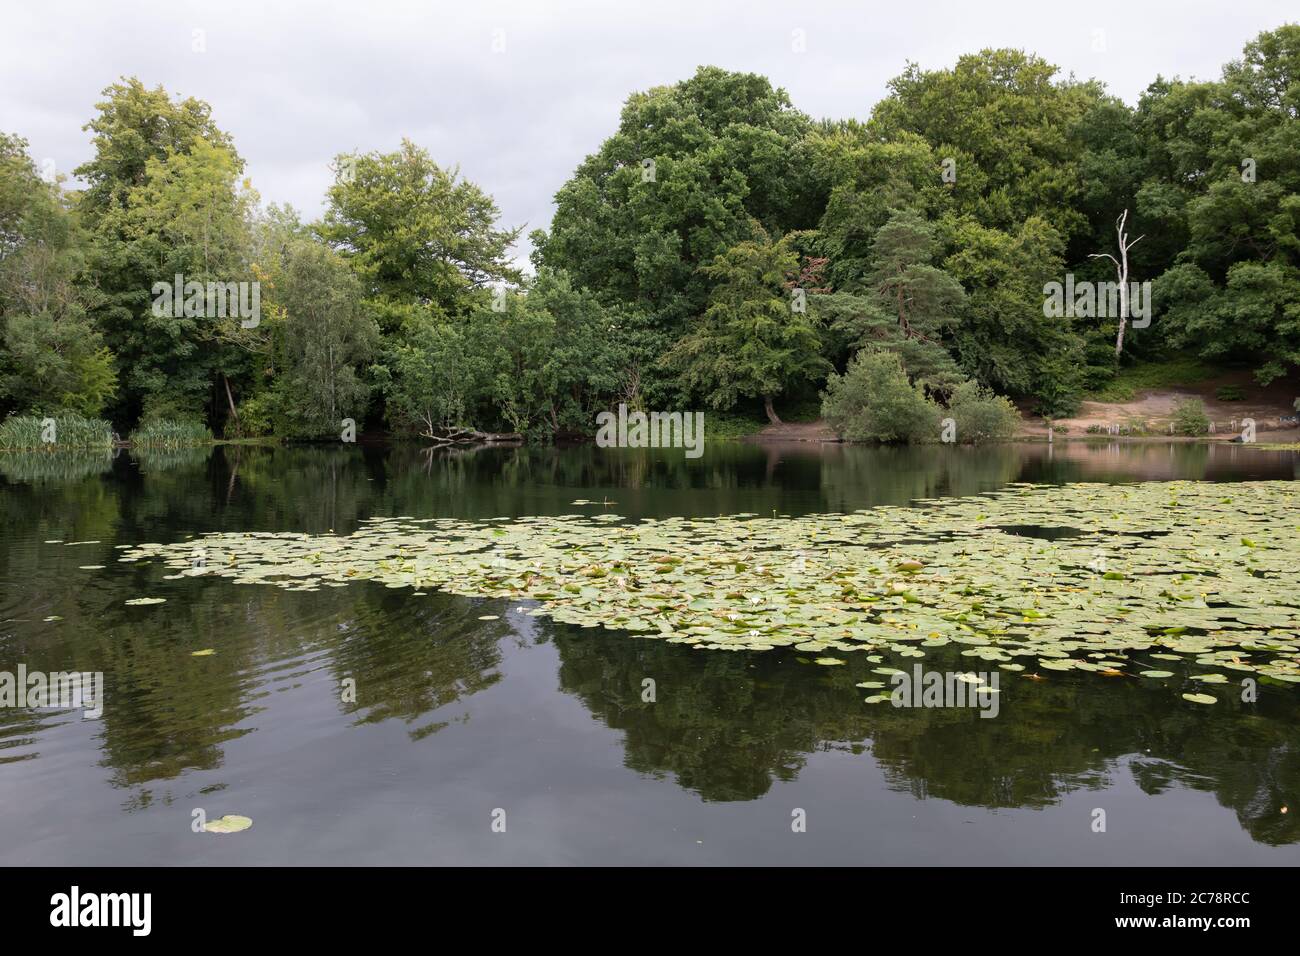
[1,440,1297,865]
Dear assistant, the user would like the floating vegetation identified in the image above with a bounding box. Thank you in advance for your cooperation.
[116,481,1300,696]
[124,597,166,606]
[203,814,252,834]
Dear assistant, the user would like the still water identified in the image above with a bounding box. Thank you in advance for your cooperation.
[1,440,1297,865]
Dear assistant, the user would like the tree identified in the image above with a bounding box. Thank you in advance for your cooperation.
[319,140,520,324]
[0,133,116,416]
[821,349,938,443]
[116,137,257,424]
[822,209,966,395]
[664,230,828,423]
[805,125,956,290]
[535,66,820,371]
[1089,209,1145,358]
[485,270,625,437]
[73,78,246,426]
[1144,25,1300,385]
[943,215,1083,413]
[375,312,480,437]
[871,49,1104,237]
[268,241,379,437]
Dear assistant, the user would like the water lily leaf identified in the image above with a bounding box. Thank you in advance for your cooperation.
[203,814,253,834]
[110,480,1300,705]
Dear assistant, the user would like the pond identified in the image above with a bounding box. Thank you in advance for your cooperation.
[1,439,1297,865]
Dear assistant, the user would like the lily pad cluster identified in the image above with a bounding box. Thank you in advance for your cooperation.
[115,481,1300,693]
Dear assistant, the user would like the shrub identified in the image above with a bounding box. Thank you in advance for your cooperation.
[822,350,938,443]
[225,393,276,439]
[129,419,214,448]
[1215,385,1245,401]
[0,414,113,450]
[946,381,1019,443]
[1171,397,1211,436]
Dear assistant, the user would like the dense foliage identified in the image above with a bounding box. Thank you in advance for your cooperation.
[2,25,1297,442]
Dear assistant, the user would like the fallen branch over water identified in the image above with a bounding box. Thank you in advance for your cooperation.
[419,427,522,445]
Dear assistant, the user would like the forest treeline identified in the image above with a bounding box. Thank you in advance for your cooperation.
[0,24,1297,442]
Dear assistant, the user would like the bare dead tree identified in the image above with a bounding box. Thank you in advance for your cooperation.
[1088,209,1145,359]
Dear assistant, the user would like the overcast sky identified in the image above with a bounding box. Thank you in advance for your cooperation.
[2,1,1293,267]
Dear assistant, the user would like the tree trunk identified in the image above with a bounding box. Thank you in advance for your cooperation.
[764,395,782,425]
[222,373,240,424]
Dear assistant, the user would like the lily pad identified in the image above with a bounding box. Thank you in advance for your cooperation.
[203,814,253,834]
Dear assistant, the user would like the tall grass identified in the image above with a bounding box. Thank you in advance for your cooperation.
[0,414,113,450]
[129,419,214,449]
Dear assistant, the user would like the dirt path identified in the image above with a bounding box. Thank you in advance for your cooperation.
[1020,372,1300,441]
[746,372,1300,444]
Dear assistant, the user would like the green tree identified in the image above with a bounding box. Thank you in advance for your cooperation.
[665,230,828,423]
[535,66,820,377]
[481,270,625,437]
[320,140,520,323]
[0,134,116,416]
[943,215,1083,412]
[266,241,379,438]
[806,125,956,290]
[73,78,247,426]
[871,49,1104,238]
[1144,25,1300,384]
[821,209,966,395]
[374,311,480,437]
[822,349,938,443]
[120,137,257,424]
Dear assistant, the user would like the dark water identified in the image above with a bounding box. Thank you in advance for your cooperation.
[1,440,1298,865]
